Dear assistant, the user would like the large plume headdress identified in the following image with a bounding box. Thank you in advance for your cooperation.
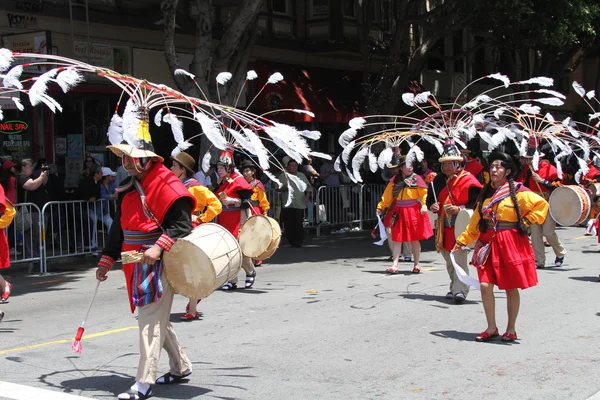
[0,49,329,205]
[335,73,571,182]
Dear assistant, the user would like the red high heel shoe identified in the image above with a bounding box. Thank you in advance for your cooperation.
[501,332,518,342]
[1,282,12,302]
[180,312,199,321]
[475,328,499,342]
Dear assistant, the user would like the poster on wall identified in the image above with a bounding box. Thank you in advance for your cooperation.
[0,118,32,162]
[55,137,67,156]
[67,134,83,158]
[1,31,51,73]
[73,41,131,74]
[65,157,83,188]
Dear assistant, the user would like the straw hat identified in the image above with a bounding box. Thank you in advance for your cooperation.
[438,139,464,163]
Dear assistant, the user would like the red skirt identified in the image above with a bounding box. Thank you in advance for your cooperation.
[0,229,9,269]
[384,203,433,242]
[217,210,242,239]
[476,229,538,290]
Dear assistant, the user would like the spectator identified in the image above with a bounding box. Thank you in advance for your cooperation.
[319,153,341,187]
[115,157,129,186]
[302,156,319,185]
[82,165,112,250]
[100,167,118,200]
[278,158,311,248]
[194,165,219,192]
[16,159,50,264]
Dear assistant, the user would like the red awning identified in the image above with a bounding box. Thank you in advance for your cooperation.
[252,62,363,123]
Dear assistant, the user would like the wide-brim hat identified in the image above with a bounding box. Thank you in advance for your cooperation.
[170,152,196,174]
[438,139,465,163]
[240,159,257,171]
[108,144,164,163]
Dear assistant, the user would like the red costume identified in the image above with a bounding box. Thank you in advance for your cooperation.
[215,171,253,238]
[117,163,194,312]
[464,156,484,178]
[0,186,10,269]
[516,161,559,198]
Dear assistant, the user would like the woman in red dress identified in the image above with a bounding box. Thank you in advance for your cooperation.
[454,152,549,342]
[0,184,16,322]
[376,153,433,274]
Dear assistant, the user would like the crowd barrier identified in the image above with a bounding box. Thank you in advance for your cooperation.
[6,184,386,273]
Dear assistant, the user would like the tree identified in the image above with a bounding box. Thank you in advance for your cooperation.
[355,0,472,115]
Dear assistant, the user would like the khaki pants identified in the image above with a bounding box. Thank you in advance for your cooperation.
[230,256,256,284]
[440,248,470,296]
[530,216,566,267]
[385,227,413,256]
[137,273,191,385]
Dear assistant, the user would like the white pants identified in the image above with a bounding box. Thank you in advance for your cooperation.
[586,219,597,236]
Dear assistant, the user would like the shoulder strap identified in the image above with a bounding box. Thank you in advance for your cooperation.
[133,179,164,232]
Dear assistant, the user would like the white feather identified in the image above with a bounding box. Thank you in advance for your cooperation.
[351,147,368,183]
[246,70,258,80]
[477,130,494,147]
[555,158,563,180]
[487,73,510,88]
[518,77,553,87]
[586,90,596,99]
[344,164,357,184]
[532,150,540,171]
[292,109,315,118]
[171,142,193,157]
[154,108,164,126]
[122,99,142,148]
[519,138,528,157]
[414,91,431,104]
[420,135,444,154]
[264,122,310,163]
[518,104,541,115]
[3,65,23,89]
[562,117,571,126]
[544,113,555,123]
[56,68,83,92]
[489,130,507,150]
[341,141,356,164]
[339,128,358,147]
[574,171,584,184]
[201,151,212,173]
[174,69,195,79]
[0,108,3,121]
[298,130,321,140]
[242,128,270,170]
[589,112,600,122]
[368,152,377,173]
[349,117,366,130]
[216,72,232,85]
[334,155,342,172]
[267,72,284,84]
[227,127,256,155]
[463,94,492,109]
[309,151,332,160]
[493,107,507,119]
[535,89,566,99]
[572,81,586,97]
[163,113,185,145]
[377,147,393,169]
[0,48,13,72]
[534,97,564,106]
[194,112,228,149]
[107,113,123,145]
[287,172,308,194]
[402,93,415,106]
[579,139,591,161]
[577,155,590,176]
[29,68,59,106]
[36,94,62,113]
[11,97,24,111]
[263,170,282,188]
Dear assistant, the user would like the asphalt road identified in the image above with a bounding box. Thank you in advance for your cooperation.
[0,226,599,400]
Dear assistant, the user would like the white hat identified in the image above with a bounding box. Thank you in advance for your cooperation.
[101,167,117,177]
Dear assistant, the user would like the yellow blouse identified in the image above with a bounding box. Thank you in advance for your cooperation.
[251,185,270,213]
[188,185,222,223]
[377,181,428,211]
[456,188,549,246]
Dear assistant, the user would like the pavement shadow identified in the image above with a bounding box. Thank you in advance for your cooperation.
[399,293,479,306]
[582,250,599,254]
[430,330,520,345]
[362,270,415,275]
[569,276,599,283]
[0,271,87,299]
[170,312,205,323]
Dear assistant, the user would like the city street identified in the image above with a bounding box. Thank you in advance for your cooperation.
[0,226,599,400]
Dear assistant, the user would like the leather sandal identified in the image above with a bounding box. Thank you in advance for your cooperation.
[180,312,199,321]
[501,332,518,342]
[245,271,256,289]
[156,370,192,385]
[411,266,421,274]
[221,282,237,291]
[117,387,154,400]
[185,299,201,314]
[475,328,499,342]
[385,267,400,274]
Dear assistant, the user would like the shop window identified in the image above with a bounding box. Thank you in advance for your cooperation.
[427,38,446,71]
[312,0,329,17]
[472,36,486,78]
[453,30,464,73]
[272,0,290,15]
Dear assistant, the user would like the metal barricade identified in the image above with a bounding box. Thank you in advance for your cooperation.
[7,202,44,273]
[361,184,386,223]
[41,199,116,273]
[315,184,363,236]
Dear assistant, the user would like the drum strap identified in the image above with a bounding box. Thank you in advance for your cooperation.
[133,179,165,232]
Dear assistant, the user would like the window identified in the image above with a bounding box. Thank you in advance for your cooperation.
[312,0,329,17]
[453,30,464,73]
[272,0,289,14]
[427,38,446,71]
[342,0,355,17]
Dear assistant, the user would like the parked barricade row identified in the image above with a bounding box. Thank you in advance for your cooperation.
[5,202,43,273]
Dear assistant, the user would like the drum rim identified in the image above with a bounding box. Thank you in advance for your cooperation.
[549,185,590,226]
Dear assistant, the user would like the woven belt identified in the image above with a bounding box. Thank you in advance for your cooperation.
[123,230,162,245]
[484,221,518,230]
[395,199,419,207]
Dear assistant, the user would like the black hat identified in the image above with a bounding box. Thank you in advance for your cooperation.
[487,151,517,178]
[240,159,257,171]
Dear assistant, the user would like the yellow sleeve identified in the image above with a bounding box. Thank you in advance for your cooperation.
[189,186,222,223]
[456,205,482,246]
[377,182,394,211]
[256,187,270,213]
[518,190,549,227]
[417,187,428,206]
[0,200,16,229]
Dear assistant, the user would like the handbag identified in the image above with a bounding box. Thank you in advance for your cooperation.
[471,239,491,268]
[15,192,32,232]
[317,204,327,223]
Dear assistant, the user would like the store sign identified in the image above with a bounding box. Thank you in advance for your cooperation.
[1,30,49,73]
[0,120,29,134]
[73,41,131,74]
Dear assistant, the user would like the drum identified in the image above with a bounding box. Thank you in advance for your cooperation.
[454,209,475,248]
[163,223,242,299]
[549,185,590,226]
[588,183,600,197]
[239,215,282,259]
[427,210,438,230]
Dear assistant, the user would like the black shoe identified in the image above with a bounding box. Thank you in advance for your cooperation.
[156,370,192,385]
[117,387,154,400]
[554,256,564,267]
[453,292,466,304]
[245,271,256,289]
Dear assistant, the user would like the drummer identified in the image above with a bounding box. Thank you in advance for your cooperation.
[240,159,270,267]
[376,150,432,274]
[516,139,566,268]
[585,196,600,236]
[171,151,222,320]
[427,139,482,303]
[214,149,257,290]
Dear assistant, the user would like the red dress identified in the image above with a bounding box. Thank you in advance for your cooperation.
[215,172,253,239]
[0,186,10,269]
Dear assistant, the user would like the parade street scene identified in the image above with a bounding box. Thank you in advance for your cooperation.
[1,0,600,399]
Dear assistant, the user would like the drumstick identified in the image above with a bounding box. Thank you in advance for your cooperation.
[121,250,143,264]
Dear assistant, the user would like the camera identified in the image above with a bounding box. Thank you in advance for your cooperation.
[40,164,50,172]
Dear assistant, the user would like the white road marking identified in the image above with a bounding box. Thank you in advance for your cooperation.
[0,381,95,400]
[587,389,600,399]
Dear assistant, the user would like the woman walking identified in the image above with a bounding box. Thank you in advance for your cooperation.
[454,152,549,342]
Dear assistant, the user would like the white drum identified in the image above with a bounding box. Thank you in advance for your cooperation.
[454,209,475,248]
[589,183,600,198]
[239,215,281,259]
[549,185,591,226]
[427,210,438,230]
[163,223,242,299]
